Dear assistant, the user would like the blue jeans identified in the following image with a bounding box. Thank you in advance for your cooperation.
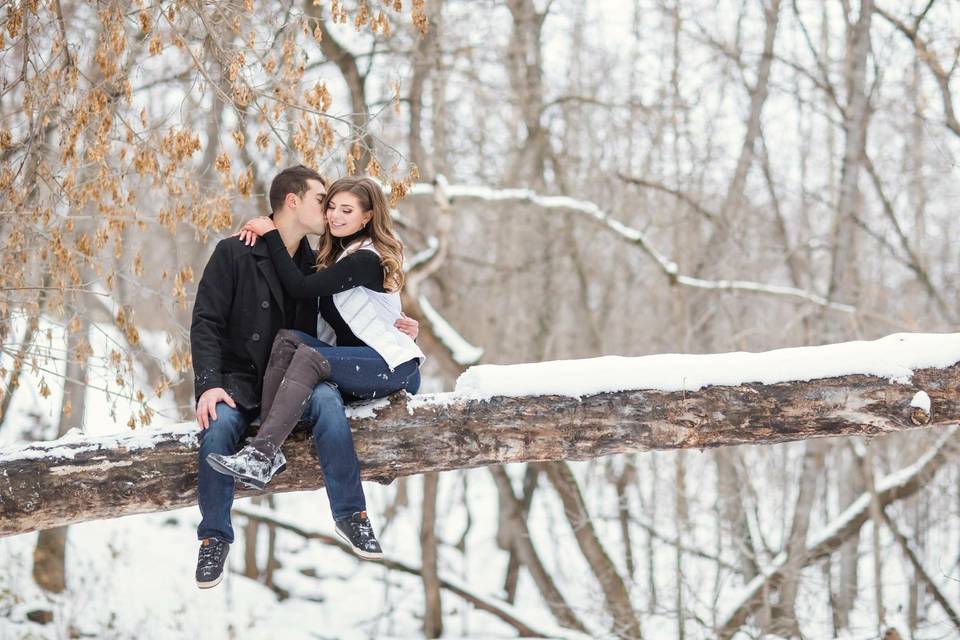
[197,383,366,543]
[288,330,420,400]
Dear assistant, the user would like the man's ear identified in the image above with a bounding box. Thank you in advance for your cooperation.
[284,192,299,210]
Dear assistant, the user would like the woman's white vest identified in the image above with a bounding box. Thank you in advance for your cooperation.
[316,239,426,371]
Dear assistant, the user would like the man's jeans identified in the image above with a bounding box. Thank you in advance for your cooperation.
[287,330,421,400]
[197,382,365,543]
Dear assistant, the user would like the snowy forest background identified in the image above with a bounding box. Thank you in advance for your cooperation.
[2,0,960,638]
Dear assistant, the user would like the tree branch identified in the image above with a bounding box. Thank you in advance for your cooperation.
[1,342,957,537]
[403,182,856,313]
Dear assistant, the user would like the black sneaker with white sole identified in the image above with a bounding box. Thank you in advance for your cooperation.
[196,537,229,589]
[335,511,383,560]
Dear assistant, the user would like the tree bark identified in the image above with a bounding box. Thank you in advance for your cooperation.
[673,451,686,640]
[860,443,887,634]
[693,0,782,277]
[715,448,758,583]
[612,457,636,581]
[769,439,827,636]
[540,461,642,639]
[243,495,263,580]
[835,446,863,630]
[33,313,88,594]
[880,507,960,633]
[407,0,442,174]
[304,2,374,167]
[489,465,589,633]
[421,471,443,638]
[1,361,958,537]
[500,464,539,603]
[0,293,44,431]
[875,6,960,139]
[826,0,873,306]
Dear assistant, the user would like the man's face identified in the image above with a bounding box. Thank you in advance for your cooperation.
[294,179,327,234]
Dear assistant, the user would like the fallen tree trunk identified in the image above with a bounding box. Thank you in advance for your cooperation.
[0,360,956,537]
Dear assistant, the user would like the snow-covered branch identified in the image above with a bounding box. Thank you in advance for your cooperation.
[405,236,439,272]
[417,295,483,366]
[396,175,483,371]
[405,182,856,313]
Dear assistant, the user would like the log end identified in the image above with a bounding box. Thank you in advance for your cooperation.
[910,407,930,426]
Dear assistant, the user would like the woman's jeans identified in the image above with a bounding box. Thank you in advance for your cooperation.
[287,330,421,400]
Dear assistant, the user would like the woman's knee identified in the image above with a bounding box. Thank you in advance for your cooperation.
[405,368,421,395]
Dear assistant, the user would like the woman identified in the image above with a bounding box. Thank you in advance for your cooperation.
[206,176,425,496]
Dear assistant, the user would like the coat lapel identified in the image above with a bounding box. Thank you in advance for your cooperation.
[253,235,317,325]
[252,241,286,320]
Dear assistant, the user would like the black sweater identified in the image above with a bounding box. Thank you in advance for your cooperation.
[263,229,385,346]
[262,229,385,297]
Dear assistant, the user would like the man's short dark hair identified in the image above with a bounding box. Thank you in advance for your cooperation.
[269,165,325,213]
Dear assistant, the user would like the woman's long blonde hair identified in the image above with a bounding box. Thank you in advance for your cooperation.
[315,177,405,292]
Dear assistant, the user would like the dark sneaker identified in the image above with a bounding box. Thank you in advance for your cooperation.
[196,538,229,589]
[206,442,286,490]
[335,511,384,560]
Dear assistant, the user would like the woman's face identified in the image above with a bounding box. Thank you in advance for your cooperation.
[326,191,373,237]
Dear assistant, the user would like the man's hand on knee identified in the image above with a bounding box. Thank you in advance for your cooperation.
[196,388,237,429]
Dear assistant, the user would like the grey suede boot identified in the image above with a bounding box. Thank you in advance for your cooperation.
[207,344,331,489]
[260,329,313,423]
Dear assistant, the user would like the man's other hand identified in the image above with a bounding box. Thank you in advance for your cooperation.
[395,313,419,340]
[196,387,236,429]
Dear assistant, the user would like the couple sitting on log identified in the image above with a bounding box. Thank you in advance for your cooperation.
[190,165,425,588]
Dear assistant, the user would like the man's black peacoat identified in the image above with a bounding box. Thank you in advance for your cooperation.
[190,234,318,411]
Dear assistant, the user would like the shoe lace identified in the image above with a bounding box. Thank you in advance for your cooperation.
[355,518,372,539]
[199,540,224,569]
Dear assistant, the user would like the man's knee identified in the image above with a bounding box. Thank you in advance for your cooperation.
[198,405,247,454]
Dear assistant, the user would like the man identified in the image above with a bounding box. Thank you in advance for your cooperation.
[190,165,417,588]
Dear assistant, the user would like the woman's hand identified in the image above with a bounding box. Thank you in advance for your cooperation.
[238,216,277,246]
[395,313,419,340]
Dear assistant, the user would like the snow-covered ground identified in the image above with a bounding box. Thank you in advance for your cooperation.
[3,454,947,639]
[0,479,536,640]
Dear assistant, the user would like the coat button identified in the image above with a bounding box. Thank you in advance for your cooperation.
[260,300,270,309]
[251,332,261,342]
